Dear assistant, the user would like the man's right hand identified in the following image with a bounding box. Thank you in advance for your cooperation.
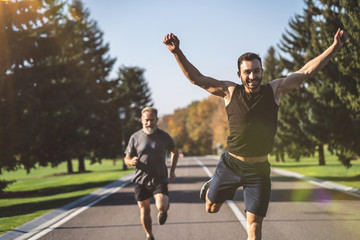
[129,157,138,166]
[125,155,138,166]
[163,33,179,53]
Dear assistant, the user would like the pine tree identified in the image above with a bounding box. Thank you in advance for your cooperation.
[277,1,319,162]
[303,0,360,167]
[112,66,153,146]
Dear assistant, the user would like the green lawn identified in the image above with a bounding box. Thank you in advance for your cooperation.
[268,152,360,189]
[0,159,134,235]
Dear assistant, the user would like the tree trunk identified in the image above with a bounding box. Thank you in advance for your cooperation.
[67,159,73,174]
[78,155,86,172]
[280,151,285,163]
[318,144,326,166]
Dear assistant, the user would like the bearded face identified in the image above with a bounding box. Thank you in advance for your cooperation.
[141,111,158,135]
[238,59,263,93]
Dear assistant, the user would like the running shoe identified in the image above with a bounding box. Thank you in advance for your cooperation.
[200,178,212,201]
[146,236,155,240]
[157,211,167,225]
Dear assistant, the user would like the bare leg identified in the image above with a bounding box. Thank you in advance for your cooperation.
[205,189,223,213]
[154,193,169,213]
[137,199,153,238]
[246,211,263,240]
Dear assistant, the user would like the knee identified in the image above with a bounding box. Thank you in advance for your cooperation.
[158,203,169,213]
[205,202,222,213]
[154,194,169,212]
[206,207,220,213]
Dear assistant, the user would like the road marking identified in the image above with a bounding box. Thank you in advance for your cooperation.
[15,176,132,240]
[193,157,248,230]
[272,168,360,198]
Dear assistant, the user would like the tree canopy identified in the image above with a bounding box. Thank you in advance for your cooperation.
[0,0,152,190]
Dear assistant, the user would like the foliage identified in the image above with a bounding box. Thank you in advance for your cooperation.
[159,95,227,156]
[111,66,153,145]
[0,0,152,189]
[276,0,360,167]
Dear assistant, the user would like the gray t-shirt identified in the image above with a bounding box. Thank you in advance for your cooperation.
[125,128,175,186]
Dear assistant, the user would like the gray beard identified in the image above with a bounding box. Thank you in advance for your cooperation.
[142,126,157,135]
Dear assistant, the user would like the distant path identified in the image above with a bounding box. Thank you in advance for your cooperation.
[5,156,360,240]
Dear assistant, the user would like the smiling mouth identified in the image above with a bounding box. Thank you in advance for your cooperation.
[248,80,259,87]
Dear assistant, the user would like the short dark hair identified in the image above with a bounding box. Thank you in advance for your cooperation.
[237,52,262,71]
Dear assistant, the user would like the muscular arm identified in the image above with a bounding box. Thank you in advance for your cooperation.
[270,28,348,103]
[169,147,179,182]
[163,33,235,103]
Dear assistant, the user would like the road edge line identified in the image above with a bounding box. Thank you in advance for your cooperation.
[271,168,360,198]
[0,173,133,240]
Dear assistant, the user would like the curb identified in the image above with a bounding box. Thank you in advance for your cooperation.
[271,167,360,198]
[0,173,133,240]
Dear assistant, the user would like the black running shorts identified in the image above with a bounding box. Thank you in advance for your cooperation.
[134,182,169,202]
[207,152,271,217]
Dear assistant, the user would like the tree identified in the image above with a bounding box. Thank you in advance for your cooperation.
[111,66,153,148]
[300,0,360,167]
[0,0,118,180]
[312,0,360,167]
[277,0,360,167]
[160,95,227,156]
[209,95,228,155]
[159,108,190,154]
[60,0,116,172]
[0,0,65,178]
[277,3,319,163]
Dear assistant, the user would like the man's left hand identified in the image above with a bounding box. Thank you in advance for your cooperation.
[170,171,176,182]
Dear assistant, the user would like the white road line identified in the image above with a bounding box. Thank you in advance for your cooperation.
[271,168,360,198]
[193,157,248,230]
[17,178,131,240]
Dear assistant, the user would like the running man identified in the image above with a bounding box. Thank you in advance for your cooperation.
[163,29,347,240]
[125,107,179,240]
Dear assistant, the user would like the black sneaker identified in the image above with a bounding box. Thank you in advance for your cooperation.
[157,211,167,225]
[200,178,212,201]
[146,236,155,240]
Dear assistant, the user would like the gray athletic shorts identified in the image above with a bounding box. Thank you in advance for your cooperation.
[207,152,271,217]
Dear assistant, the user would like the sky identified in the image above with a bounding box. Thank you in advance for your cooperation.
[83,0,306,116]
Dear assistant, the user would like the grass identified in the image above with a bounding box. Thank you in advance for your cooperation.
[0,159,134,235]
[268,151,360,189]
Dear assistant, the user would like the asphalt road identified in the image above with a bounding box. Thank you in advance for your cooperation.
[22,156,360,240]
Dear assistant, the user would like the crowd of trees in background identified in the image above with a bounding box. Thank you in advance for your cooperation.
[159,0,360,167]
[0,0,359,191]
[0,0,152,190]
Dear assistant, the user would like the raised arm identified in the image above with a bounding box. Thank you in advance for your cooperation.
[163,33,235,101]
[270,28,348,102]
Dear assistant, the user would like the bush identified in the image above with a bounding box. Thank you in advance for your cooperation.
[0,179,16,193]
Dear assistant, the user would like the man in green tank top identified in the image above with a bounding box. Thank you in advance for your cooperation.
[163,29,348,240]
